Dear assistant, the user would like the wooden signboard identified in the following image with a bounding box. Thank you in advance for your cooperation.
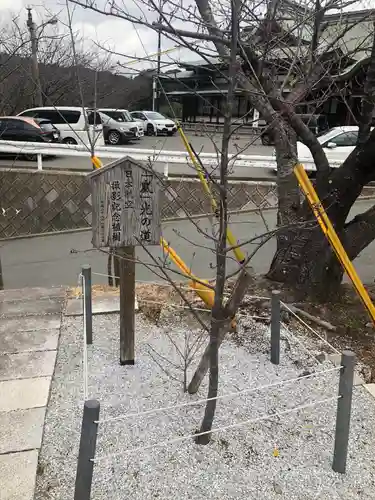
[89,156,161,249]
[88,157,161,365]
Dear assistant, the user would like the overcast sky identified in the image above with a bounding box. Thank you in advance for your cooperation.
[0,0,204,75]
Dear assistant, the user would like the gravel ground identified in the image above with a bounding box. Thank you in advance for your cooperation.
[34,305,375,500]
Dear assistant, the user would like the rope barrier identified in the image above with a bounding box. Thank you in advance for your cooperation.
[95,365,341,425]
[280,301,340,355]
[281,320,321,362]
[92,395,340,463]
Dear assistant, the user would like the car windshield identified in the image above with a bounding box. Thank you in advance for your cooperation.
[123,110,133,121]
[317,128,347,144]
[99,112,113,124]
[145,112,166,120]
[104,111,124,122]
[105,110,134,122]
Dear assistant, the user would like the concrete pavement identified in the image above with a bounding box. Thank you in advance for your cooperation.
[0,287,65,500]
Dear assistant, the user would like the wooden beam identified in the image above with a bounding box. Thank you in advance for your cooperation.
[119,246,136,365]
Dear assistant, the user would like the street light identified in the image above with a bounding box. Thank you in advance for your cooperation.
[26,7,58,107]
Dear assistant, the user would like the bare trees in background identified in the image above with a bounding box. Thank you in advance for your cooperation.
[0,13,152,115]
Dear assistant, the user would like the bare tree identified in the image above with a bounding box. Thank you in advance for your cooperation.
[69,0,375,302]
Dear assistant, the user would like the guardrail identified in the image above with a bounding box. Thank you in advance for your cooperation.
[0,139,342,172]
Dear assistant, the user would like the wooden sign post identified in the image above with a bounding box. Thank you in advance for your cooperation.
[88,157,161,365]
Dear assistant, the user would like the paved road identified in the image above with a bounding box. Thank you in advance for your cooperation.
[1,199,374,290]
[0,135,275,180]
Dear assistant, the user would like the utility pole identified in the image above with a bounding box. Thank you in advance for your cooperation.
[27,7,43,107]
[155,0,162,112]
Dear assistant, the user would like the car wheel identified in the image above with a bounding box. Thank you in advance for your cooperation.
[108,130,121,145]
[63,137,78,145]
[147,123,155,136]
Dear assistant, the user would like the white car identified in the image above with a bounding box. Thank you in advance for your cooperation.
[297,126,360,169]
[130,111,177,136]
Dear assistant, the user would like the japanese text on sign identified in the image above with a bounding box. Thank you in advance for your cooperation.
[139,173,154,243]
[110,180,122,243]
[99,199,105,246]
[124,169,134,209]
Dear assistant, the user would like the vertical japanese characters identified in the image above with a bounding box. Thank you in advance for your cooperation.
[110,180,122,243]
[99,198,105,247]
[139,173,154,243]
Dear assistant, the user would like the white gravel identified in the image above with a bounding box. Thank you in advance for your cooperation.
[34,305,375,499]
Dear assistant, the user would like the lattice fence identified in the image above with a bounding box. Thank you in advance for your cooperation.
[0,169,278,239]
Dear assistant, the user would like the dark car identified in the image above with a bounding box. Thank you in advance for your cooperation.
[33,118,61,142]
[0,116,61,143]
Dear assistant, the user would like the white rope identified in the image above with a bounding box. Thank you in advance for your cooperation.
[92,395,340,463]
[281,321,321,362]
[81,273,89,401]
[95,365,341,425]
[280,301,340,355]
[92,271,119,280]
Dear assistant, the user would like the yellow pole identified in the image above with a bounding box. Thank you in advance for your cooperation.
[176,123,246,265]
[160,237,214,308]
[294,163,375,324]
[91,156,102,170]
[161,237,236,327]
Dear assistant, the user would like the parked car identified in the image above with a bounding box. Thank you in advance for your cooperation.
[97,108,144,139]
[33,118,61,142]
[17,106,104,146]
[0,116,61,143]
[94,111,138,145]
[261,114,329,145]
[297,126,360,167]
[130,111,177,136]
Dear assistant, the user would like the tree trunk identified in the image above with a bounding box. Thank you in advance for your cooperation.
[268,225,344,300]
[268,138,375,299]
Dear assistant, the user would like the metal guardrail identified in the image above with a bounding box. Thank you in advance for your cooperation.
[0,139,342,172]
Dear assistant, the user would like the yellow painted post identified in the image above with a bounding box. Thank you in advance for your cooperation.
[91,156,102,170]
[176,124,246,265]
[161,237,236,327]
[160,238,214,307]
[294,163,375,325]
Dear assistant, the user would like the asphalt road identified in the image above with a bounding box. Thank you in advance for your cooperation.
[0,134,275,180]
[1,199,374,290]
